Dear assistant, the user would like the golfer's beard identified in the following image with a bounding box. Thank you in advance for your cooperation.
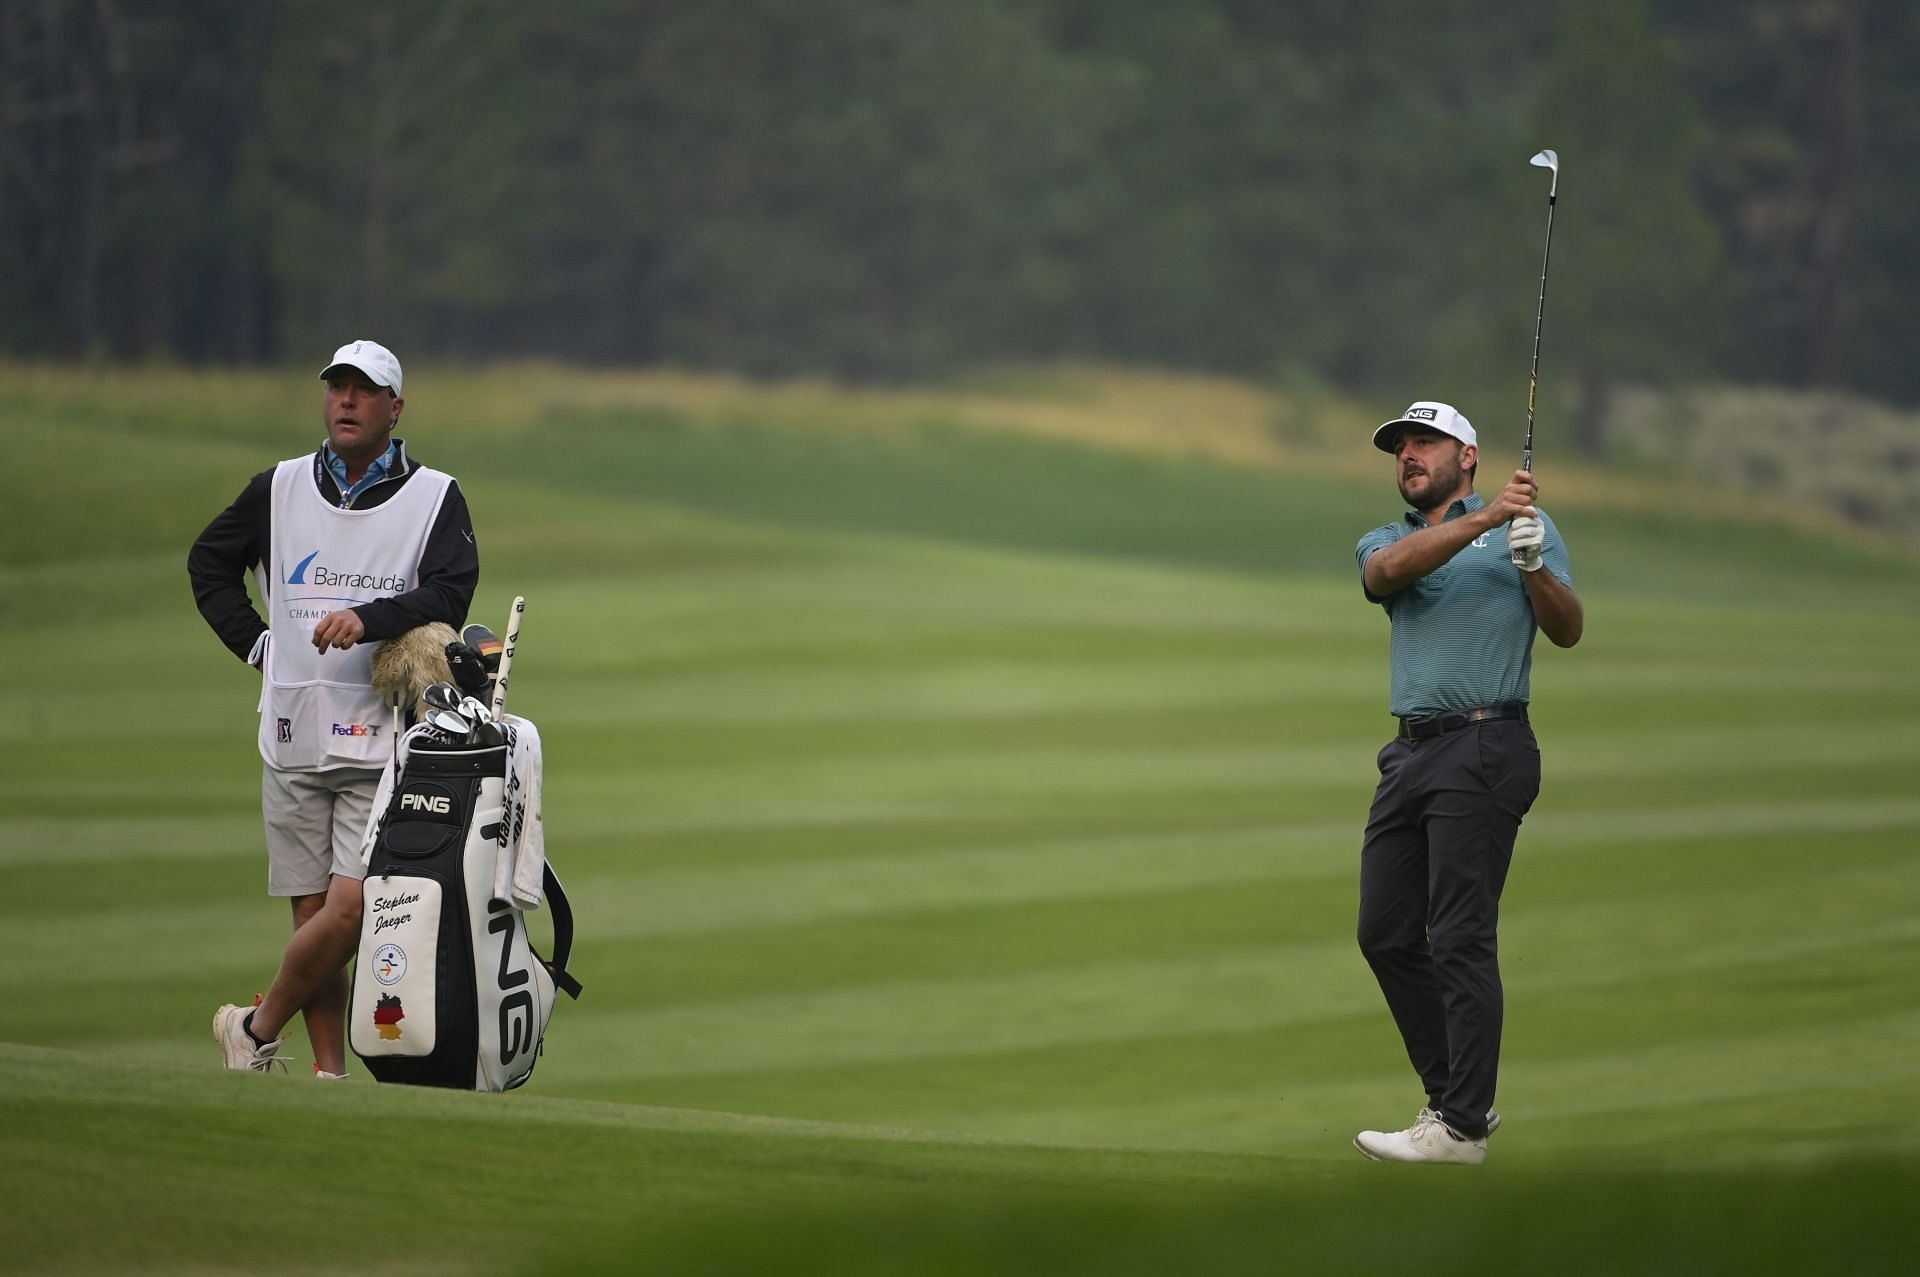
[1399,459,1462,507]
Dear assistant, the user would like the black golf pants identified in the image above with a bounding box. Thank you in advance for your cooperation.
[1357,718,1540,1140]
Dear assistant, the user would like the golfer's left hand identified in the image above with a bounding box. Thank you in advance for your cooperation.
[313,609,366,652]
[1508,515,1546,573]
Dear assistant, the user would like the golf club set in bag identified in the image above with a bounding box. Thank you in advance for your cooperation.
[351,597,582,1091]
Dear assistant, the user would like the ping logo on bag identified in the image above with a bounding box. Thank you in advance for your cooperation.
[396,782,460,823]
[489,901,537,1066]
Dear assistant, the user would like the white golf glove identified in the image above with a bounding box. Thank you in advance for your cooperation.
[1507,515,1545,572]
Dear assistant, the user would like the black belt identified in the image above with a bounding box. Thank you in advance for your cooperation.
[1397,702,1528,742]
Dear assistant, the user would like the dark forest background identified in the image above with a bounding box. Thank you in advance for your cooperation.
[3,0,1906,443]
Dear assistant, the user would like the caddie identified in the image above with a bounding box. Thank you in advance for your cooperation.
[188,339,478,1075]
[1349,401,1582,1164]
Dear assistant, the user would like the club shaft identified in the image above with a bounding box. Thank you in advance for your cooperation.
[1523,192,1556,474]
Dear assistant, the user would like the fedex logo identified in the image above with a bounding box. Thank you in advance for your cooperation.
[332,722,382,737]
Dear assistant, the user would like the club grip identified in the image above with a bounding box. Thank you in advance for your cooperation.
[490,596,525,718]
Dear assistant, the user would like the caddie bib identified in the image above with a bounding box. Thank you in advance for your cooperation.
[257,456,453,770]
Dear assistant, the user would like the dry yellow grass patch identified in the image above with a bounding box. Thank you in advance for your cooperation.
[423,361,1313,469]
[9,358,1912,555]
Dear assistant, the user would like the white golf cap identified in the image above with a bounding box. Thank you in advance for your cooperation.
[320,339,403,394]
[1373,401,1475,453]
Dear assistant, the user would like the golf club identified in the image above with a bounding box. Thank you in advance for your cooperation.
[1515,148,1558,570]
[1522,148,1558,476]
[425,706,472,737]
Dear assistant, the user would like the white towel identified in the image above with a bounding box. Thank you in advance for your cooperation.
[492,716,546,908]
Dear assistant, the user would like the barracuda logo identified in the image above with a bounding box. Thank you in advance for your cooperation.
[285,550,408,592]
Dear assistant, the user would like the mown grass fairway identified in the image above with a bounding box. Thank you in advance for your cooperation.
[4,365,1918,1274]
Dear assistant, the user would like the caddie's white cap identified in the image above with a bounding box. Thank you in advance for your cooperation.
[320,339,403,394]
[1373,400,1475,453]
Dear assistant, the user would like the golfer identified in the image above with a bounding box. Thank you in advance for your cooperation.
[188,340,478,1075]
[1350,401,1581,1164]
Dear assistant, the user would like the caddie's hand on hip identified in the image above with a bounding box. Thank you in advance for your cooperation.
[1489,469,1539,524]
[313,608,366,653]
[1507,514,1546,572]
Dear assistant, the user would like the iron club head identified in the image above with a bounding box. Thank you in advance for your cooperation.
[1530,149,1559,196]
[425,706,472,736]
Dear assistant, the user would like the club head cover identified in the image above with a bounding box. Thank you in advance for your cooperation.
[371,622,459,722]
[444,640,494,699]
[461,623,504,673]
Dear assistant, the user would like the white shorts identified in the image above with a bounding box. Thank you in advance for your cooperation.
[262,765,382,896]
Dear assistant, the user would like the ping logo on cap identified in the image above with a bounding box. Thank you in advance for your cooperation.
[1407,407,1438,420]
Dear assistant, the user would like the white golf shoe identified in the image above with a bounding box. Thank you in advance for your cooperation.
[1353,1107,1488,1165]
[1403,1106,1502,1135]
[213,1002,287,1073]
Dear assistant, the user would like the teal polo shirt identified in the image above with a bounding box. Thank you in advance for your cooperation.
[1356,492,1574,718]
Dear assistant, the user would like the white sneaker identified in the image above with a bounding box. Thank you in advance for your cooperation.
[1354,1108,1487,1165]
[313,1066,349,1081]
[213,1002,287,1073]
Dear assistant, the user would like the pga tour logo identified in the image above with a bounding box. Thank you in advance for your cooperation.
[373,943,408,986]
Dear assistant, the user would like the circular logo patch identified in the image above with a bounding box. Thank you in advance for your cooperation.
[373,943,408,986]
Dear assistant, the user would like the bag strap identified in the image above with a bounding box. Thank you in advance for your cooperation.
[538,863,583,999]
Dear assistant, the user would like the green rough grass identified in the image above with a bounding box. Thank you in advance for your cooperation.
[4,364,1919,1275]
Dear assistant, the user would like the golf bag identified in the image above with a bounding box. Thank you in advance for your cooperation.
[349,729,581,1090]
